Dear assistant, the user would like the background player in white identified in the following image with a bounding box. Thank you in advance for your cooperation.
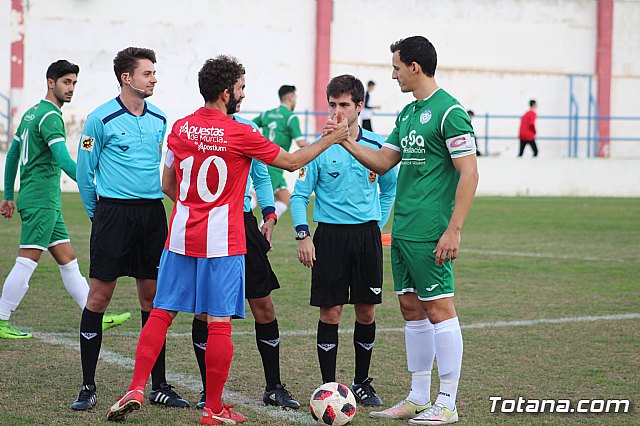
[0,60,129,340]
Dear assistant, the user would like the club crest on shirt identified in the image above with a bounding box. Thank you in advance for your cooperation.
[420,109,432,124]
[81,135,95,152]
[298,166,307,181]
[368,170,376,183]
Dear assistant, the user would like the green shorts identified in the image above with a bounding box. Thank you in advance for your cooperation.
[267,165,288,192]
[19,208,70,251]
[391,238,454,301]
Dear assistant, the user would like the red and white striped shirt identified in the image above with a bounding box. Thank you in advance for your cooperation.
[165,108,280,258]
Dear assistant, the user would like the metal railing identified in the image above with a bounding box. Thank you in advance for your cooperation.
[240,110,640,158]
[0,92,10,149]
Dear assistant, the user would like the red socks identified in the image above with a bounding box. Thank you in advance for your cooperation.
[205,321,234,413]
[129,309,173,390]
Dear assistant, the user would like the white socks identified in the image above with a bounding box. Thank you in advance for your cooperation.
[434,317,463,410]
[58,258,89,309]
[274,200,288,218]
[405,319,435,405]
[0,257,38,320]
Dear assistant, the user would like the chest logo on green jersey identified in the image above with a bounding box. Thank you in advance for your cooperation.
[420,109,432,124]
[24,113,36,122]
[400,129,426,165]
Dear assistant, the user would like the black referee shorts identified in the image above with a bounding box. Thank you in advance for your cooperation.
[89,197,167,281]
[310,221,383,307]
[244,212,280,299]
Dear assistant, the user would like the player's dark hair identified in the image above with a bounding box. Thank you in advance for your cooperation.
[46,60,79,81]
[529,99,537,107]
[326,74,365,105]
[390,36,437,77]
[367,80,375,87]
[113,47,157,86]
[467,110,475,118]
[278,85,296,101]
[198,55,246,103]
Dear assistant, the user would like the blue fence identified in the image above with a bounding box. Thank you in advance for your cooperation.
[2,105,638,157]
[240,110,640,158]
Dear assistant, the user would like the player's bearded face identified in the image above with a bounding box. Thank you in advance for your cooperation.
[51,74,77,105]
[226,76,246,114]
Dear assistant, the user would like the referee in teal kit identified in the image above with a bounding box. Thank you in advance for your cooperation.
[290,74,397,407]
[72,46,187,411]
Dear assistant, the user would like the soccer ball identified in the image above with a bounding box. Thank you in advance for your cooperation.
[309,382,357,425]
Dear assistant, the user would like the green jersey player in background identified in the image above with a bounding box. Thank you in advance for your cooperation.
[0,60,130,339]
[333,36,479,425]
[253,85,308,219]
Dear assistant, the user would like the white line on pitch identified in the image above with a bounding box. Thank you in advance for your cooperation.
[31,333,315,425]
[463,248,638,263]
[45,312,640,338]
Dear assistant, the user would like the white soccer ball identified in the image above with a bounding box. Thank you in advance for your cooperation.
[309,382,357,425]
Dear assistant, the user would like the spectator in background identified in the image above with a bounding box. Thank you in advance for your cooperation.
[467,110,481,156]
[361,81,380,131]
[518,99,538,157]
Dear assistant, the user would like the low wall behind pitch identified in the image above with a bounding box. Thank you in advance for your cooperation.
[1,153,637,198]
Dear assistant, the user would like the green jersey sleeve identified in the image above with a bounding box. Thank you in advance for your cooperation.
[39,112,66,147]
[3,135,21,200]
[288,115,303,141]
[253,113,263,128]
[50,142,77,182]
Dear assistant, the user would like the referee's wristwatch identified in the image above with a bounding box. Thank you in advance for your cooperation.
[295,229,310,240]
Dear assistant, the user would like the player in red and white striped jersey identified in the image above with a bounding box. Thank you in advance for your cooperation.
[107,55,348,424]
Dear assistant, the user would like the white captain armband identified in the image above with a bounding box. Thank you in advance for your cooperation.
[445,133,476,158]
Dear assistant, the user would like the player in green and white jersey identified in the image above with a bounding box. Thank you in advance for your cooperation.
[253,85,308,218]
[334,36,479,425]
[0,60,130,339]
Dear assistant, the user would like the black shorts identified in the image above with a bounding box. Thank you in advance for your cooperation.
[89,198,167,281]
[310,221,383,307]
[244,212,280,299]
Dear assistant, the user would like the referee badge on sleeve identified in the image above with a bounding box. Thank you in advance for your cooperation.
[81,135,95,152]
[298,166,307,181]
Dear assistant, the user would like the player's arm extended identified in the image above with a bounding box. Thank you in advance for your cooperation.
[49,141,77,182]
[341,138,401,176]
[434,154,479,265]
[269,112,348,172]
[161,150,177,202]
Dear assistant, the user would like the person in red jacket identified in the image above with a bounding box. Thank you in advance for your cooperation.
[518,99,538,157]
